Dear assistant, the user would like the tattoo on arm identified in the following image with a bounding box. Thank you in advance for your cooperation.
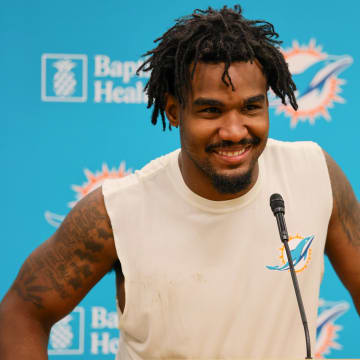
[12,188,116,309]
[325,151,360,247]
[13,262,52,309]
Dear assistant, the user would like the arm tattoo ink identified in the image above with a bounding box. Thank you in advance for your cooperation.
[11,188,116,309]
[327,152,360,247]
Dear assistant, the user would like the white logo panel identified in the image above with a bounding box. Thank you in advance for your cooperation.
[41,54,88,102]
[48,306,85,355]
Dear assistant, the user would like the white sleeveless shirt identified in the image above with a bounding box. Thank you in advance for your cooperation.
[102,139,333,359]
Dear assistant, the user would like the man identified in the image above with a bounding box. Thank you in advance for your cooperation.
[0,5,359,359]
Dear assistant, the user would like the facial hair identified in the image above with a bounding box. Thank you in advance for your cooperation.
[206,165,253,194]
[196,138,260,194]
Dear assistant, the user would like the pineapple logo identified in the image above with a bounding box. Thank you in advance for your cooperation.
[48,306,85,355]
[50,315,74,350]
[41,53,87,102]
[53,59,77,97]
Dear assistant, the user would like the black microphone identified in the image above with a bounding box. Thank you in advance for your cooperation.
[269,193,312,359]
[269,193,288,242]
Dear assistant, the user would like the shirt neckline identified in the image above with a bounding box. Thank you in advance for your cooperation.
[167,149,264,214]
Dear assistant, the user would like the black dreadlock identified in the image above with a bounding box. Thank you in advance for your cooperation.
[137,5,298,131]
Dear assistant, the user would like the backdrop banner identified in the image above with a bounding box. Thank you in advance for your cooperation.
[1,1,359,358]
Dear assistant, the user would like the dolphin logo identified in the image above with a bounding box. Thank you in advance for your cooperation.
[44,163,131,228]
[315,300,349,357]
[294,55,352,104]
[270,40,353,127]
[267,235,314,271]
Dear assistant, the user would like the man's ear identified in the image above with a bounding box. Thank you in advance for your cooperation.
[165,94,180,128]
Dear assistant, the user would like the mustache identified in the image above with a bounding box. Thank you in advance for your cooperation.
[205,137,261,153]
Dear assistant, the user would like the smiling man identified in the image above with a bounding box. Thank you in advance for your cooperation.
[166,61,269,200]
[1,5,359,360]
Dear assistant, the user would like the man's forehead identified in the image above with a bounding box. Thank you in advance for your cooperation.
[188,61,267,99]
[190,59,263,76]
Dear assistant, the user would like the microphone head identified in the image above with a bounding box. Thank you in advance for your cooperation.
[270,193,285,215]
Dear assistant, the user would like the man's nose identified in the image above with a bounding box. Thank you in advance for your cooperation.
[218,112,248,143]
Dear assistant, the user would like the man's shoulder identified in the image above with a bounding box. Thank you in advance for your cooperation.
[102,149,180,195]
[266,138,321,151]
[263,138,326,168]
[265,138,323,158]
[136,148,180,179]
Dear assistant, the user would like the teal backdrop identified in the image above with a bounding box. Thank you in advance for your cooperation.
[1,0,359,358]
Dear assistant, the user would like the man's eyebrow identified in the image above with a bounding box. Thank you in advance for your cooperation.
[244,94,266,104]
[193,98,224,107]
[193,95,266,107]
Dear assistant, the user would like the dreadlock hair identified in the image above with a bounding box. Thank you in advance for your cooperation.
[137,5,298,131]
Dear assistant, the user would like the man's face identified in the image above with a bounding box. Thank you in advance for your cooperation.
[166,61,269,201]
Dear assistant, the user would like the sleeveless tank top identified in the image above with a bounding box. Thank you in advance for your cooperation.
[102,139,333,359]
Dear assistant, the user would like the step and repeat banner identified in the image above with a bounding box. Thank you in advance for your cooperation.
[1,0,359,358]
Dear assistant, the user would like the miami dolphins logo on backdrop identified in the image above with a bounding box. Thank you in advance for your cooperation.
[45,163,131,227]
[267,234,314,272]
[269,39,353,127]
[315,299,349,358]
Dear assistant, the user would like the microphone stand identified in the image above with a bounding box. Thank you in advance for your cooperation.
[283,240,312,359]
[271,194,312,359]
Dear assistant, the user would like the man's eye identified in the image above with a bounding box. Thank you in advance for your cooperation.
[246,104,260,111]
[201,107,221,113]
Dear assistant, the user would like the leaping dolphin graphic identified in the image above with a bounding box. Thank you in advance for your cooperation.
[315,301,349,356]
[270,54,353,108]
[295,55,353,101]
[316,301,349,340]
[45,211,65,228]
[266,235,314,271]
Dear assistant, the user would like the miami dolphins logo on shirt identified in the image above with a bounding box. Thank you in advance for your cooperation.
[267,234,314,273]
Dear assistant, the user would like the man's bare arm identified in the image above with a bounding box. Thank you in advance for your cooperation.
[324,150,360,315]
[0,187,118,359]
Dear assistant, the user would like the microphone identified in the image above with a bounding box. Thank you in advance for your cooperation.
[269,193,312,359]
[269,193,288,242]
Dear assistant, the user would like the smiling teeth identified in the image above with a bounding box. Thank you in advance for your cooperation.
[218,148,246,156]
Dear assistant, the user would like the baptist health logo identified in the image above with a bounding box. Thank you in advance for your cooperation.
[41,54,88,102]
[41,53,148,104]
[48,306,85,355]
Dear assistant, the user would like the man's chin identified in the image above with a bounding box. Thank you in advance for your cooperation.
[209,170,253,195]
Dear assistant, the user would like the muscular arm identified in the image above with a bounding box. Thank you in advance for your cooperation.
[324,151,360,315]
[0,187,118,359]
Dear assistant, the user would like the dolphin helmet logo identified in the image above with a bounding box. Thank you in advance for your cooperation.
[270,39,353,127]
[267,234,314,272]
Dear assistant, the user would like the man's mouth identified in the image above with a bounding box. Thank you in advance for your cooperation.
[216,147,249,157]
[211,145,252,164]
[206,138,260,154]
[205,138,260,164]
